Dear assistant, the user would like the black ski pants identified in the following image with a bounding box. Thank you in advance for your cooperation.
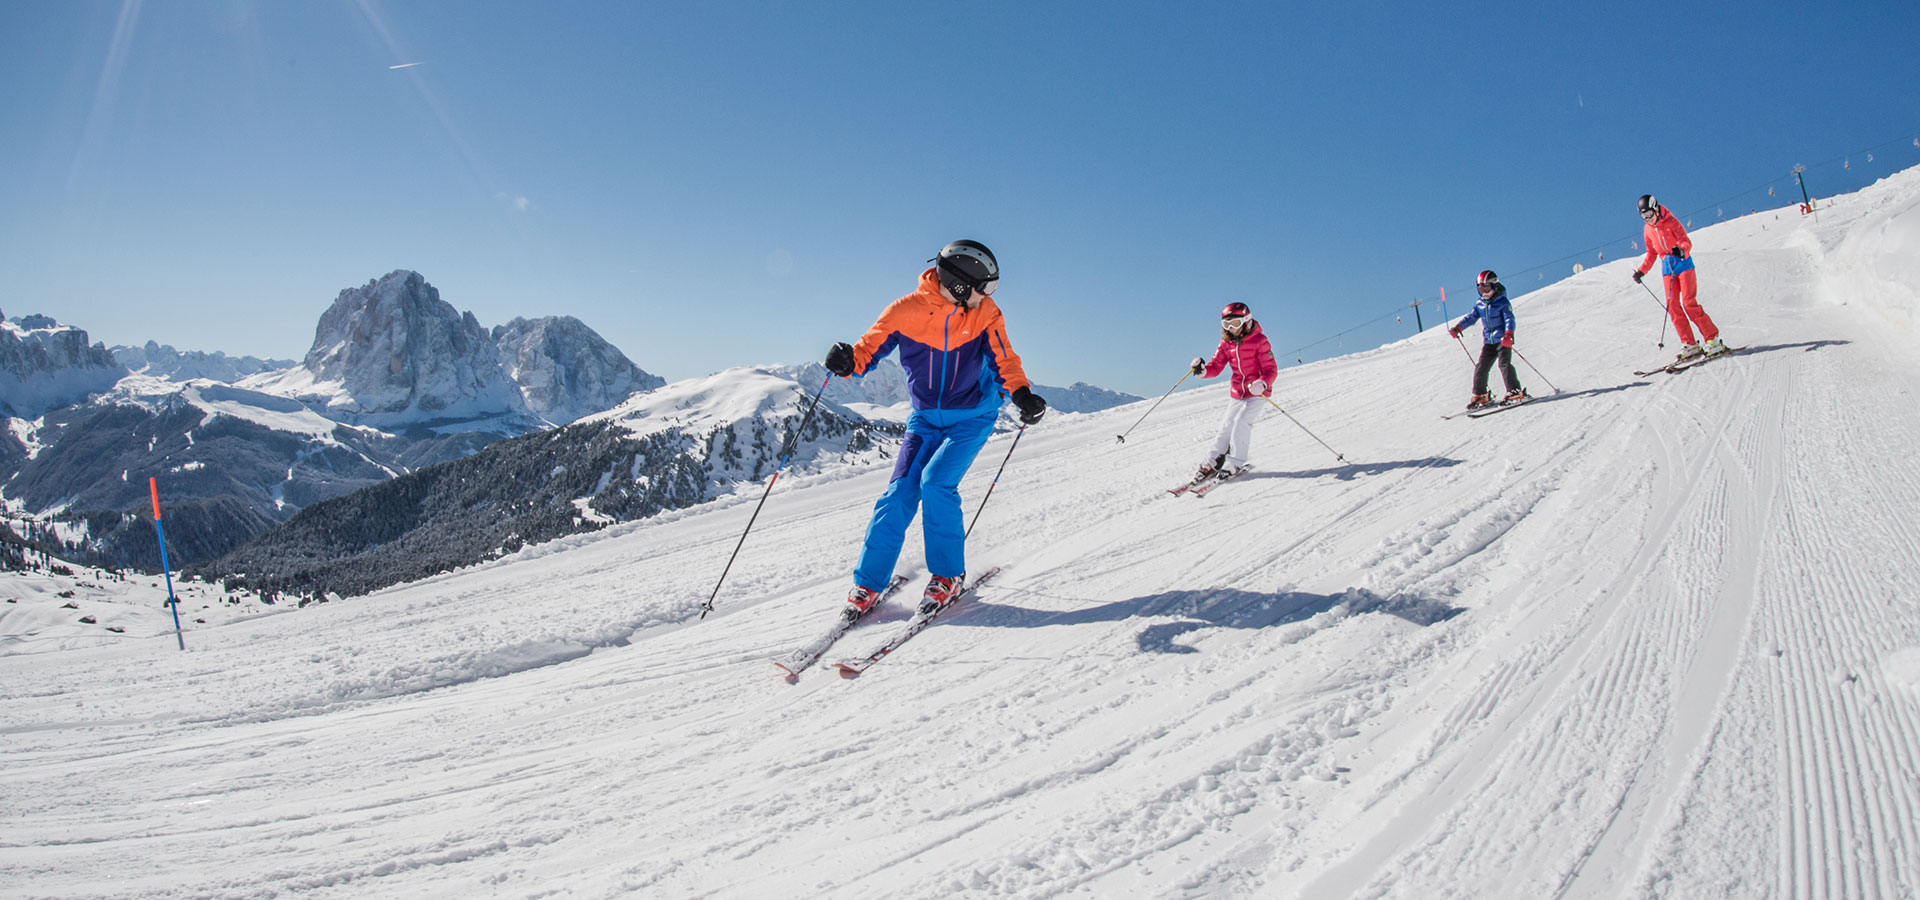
[1473,343,1522,396]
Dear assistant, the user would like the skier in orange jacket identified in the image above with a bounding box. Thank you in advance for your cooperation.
[823,240,1045,614]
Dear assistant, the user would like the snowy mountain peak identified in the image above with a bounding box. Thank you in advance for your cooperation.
[491,315,665,425]
[112,340,294,384]
[251,270,533,429]
[0,313,126,419]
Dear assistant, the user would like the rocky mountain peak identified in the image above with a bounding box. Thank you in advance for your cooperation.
[113,341,294,383]
[492,316,666,425]
[286,270,531,427]
[0,314,126,419]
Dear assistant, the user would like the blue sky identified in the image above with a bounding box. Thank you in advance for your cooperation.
[3,1,1917,397]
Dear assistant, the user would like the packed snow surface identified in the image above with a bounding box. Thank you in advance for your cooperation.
[6,168,1920,898]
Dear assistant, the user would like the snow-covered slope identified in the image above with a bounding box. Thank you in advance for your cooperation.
[6,168,1920,899]
[0,552,272,653]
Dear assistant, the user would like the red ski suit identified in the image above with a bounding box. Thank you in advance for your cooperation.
[1636,205,1719,344]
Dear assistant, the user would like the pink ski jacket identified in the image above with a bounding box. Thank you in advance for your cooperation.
[1203,320,1279,399]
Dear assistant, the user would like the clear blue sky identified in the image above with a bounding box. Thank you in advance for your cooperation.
[4,1,1917,397]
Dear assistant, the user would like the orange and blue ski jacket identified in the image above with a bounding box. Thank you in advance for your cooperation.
[849,268,1031,413]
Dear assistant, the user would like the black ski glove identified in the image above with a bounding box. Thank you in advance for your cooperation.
[825,342,855,377]
[1011,386,1047,425]
[1631,270,1645,284]
[1670,246,1688,259]
[1190,356,1205,375]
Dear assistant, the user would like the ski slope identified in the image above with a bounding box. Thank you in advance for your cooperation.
[6,168,1920,899]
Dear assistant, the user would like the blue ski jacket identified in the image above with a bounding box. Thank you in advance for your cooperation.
[1453,290,1516,345]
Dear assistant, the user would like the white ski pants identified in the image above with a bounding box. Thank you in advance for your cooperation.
[1208,395,1264,468]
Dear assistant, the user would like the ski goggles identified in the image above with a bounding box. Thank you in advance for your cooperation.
[935,260,998,296]
[1477,283,1497,295]
[1222,315,1249,331]
[1641,209,1659,221]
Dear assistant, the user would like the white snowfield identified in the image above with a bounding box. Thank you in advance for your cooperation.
[6,167,1920,899]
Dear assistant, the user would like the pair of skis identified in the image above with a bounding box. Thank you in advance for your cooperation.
[1440,345,1744,421]
[772,568,1001,681]
[1166,464,1254,497]
[1441,394,1534,420]
[1633,345,1741,377]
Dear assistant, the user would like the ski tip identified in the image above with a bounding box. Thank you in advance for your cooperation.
[772,661,800,683]
[834,663,863,679]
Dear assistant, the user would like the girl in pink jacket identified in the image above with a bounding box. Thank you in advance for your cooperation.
[1187,302,1279,482]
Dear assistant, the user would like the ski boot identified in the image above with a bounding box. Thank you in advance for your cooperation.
[1466,393,1494,411]
[1703,337,1729,356]
[1503,388,1530,404]
[1193,454,1226,484]
[1675,343,1704,363]
[843,583,883,622]
[918,574,964,615]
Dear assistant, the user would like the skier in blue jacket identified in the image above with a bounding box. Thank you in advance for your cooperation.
[1447,269,1526,410]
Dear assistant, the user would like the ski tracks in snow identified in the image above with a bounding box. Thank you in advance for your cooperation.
[1292,262,1920,898]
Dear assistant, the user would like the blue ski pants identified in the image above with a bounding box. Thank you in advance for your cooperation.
[854,407,998,590]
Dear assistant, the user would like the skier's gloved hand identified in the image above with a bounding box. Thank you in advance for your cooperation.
[1011,386,1047,425]
[1670,246,1688,259]
[1190,357,1205,375]
[1447,326,1462,338]
[825,342,855,377]
[1247,379,1269,397]
[1632,270,1645,284]
[1501,332,1514,348]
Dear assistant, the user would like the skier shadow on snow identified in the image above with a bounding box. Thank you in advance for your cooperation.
[963,586,1463,655]
[1240,456,1464,482]
[1505,380,1647,409]
[1728,338,1848,357]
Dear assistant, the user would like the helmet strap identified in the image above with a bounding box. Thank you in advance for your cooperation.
[942,280,975,308]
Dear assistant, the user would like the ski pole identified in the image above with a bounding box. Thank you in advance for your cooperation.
[1264,396,1347,464]
[1115,370,1192,443]
[1639,280,1670,348]
[700,375,832,619]
[1511,348,1560,395]
[965,424,1026,539]
[1451,332,1477,366]
[148,478,184,650]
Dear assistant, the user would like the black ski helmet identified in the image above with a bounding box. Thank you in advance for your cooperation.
[1476,270,1498,287]
[933,240,998,302]
[1638,194,1660,219]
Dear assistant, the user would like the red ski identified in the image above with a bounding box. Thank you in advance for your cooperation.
[834,568,1002,677]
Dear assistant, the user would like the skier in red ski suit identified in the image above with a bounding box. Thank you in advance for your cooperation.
[1632,194,1727,361]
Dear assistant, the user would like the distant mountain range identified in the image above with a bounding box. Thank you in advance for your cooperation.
[0,271,1139,596]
